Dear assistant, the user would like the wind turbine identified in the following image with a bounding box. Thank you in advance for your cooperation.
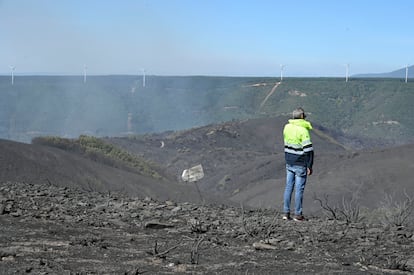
[345,63,350,82]
[142,69,146,88]
[127,112,132,133]
[405,64,409,83]
[83,64,87,83]
[280,64,286,82]
[9,65,15,85]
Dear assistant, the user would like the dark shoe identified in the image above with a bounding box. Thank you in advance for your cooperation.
[293,215,305,222]
[282,213,291,220]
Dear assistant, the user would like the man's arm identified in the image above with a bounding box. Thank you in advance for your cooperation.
[306,150,314,175]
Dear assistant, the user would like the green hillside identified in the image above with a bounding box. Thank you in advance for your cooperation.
[1,75,413,144]
[260,78,414,143]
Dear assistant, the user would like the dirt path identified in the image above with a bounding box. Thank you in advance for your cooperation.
[259,82,281,111]
[257,82,350,150]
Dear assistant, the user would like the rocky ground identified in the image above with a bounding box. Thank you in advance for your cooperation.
[1,181,413,274]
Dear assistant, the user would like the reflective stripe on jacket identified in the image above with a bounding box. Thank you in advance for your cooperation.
[283,119,314,168]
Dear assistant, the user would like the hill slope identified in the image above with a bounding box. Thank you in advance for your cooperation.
[1,114,413,213]
[0,139,202,203]
[259,78,414,144]
[106,116,414,212]
[1,76,414,144]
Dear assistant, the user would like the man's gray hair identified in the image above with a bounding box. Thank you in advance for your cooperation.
[292,107,306,119]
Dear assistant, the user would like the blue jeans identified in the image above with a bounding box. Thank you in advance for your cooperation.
[283,164,307,216]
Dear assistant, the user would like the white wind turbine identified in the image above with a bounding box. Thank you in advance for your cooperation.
[127,112,133,133]
[9,65,15,85]
[280,64,286,82]
[142,68,146,88]
[405,64,409,83]
[83,64,87,83]
[345,63,350,82]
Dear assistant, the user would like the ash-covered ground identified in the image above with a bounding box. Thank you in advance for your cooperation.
[1,181,413,274]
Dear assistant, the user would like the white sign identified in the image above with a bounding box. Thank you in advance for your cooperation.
[181,164,204,182]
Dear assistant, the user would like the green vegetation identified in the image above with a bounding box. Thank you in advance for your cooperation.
[259,78,414,143]
[32,135,163,180]
[1,75,414,144]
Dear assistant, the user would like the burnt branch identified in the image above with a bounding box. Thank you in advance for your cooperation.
[338,196,364,224]
[147,240,181,259]
[264,213,279,239]
[240,202,254,237]
[313,193,339,220]
[190,235,205,265]
[381,190,414,226]
[314,193,364,224]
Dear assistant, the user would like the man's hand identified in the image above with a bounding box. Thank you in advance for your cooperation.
[307,167,312,176]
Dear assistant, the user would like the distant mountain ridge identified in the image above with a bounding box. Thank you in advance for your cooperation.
[353,65,414,78]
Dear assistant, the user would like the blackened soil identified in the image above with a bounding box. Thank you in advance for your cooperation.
[1,181,413,274]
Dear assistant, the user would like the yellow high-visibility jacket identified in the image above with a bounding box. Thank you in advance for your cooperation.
[283,119,314,168]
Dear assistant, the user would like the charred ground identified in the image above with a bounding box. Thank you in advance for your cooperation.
[1,181,413,274]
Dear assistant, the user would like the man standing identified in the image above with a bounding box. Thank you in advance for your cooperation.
[282,107,314,221]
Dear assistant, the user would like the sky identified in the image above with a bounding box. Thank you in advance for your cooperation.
[1,0,414,77]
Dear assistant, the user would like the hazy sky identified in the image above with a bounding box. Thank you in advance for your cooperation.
[1,0,413,77]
